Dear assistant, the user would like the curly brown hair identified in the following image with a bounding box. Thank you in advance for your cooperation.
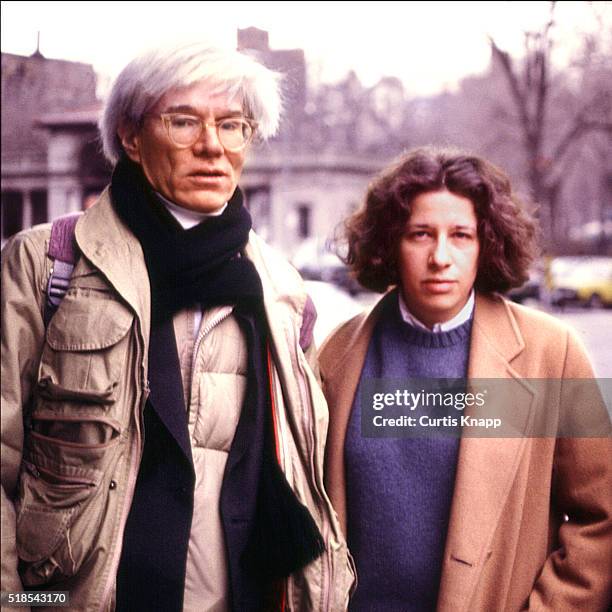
[342,147,538,293]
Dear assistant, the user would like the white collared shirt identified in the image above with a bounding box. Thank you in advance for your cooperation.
[398,289,475,333]
[156,191,228,229]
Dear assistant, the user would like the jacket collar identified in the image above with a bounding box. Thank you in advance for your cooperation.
[467,293,525,377]
[243,232,309,418]
[244,231,307,359]
[75,188,151,334]
[76,190,307,333]
[323,291,525,381]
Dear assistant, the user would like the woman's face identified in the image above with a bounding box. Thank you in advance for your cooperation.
[398,190,480,328]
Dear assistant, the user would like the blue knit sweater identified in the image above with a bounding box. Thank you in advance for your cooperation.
[345,293,472,611]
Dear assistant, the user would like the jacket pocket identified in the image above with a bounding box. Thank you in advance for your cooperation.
[17,291,134,586]
[16,446,111,586]
[39,290,134,405]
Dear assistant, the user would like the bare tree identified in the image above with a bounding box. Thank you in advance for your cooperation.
[490,1,612,249]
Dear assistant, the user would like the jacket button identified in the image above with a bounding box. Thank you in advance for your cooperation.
[109,480,117,490]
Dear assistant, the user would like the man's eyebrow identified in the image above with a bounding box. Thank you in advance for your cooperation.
[163,104,197,113]
[162,104,244,117]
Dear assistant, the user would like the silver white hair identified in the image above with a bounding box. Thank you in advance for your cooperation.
[99,41,283,164]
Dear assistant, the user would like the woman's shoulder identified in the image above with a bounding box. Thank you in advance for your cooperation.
[505,296,571,334]
[319,310,369,346]
[318,291,394,374]
[477,292,573,335]
[482,294,594,377]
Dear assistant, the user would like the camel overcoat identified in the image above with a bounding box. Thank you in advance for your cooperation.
[319,292,611,611]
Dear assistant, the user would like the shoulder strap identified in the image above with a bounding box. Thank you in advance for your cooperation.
[44,212,83,326]
[299,294,317,351]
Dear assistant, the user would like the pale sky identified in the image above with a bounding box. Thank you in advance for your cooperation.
[1,1,610,97]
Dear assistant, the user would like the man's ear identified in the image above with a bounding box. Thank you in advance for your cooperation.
[117,122,141,163]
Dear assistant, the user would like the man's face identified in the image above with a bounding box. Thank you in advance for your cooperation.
[398,190,480,328]
[120,82,247,213]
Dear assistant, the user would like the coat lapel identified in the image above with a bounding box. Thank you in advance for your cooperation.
[437,294,535,611]
[75,189,151,335]
[319,297,387,535]
[147,317,193,464]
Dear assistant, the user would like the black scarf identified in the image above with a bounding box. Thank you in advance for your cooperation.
[111,158,262,324]
[111,158,324,592]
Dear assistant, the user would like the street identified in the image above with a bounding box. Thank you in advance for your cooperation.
[307,282,612,377]
[553,307,612,378]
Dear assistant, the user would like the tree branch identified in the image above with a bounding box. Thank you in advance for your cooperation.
[553,117,612,162]
[489,37,532,143]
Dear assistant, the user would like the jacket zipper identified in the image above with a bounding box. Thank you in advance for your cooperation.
[189,306,234,398]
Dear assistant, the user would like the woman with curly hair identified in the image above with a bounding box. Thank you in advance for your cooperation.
[319,147,611,611]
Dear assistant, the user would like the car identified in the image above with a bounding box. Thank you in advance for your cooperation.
[574,266,612,308]
[507,269,542,304]
[292,239,366,295]
[550,257,612,308]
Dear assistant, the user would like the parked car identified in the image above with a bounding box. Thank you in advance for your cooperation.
[293,239,366,295]
[507,269,542,304]
[550,257,612,308]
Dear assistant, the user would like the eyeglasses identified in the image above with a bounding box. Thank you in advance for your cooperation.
[153,113,257,152]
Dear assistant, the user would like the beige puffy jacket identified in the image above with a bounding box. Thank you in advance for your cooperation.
[1,191,355,611]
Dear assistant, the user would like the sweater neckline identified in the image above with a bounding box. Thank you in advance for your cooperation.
[396,318,473,348]
[382,291,473,348]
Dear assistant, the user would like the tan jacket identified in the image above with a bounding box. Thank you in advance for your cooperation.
[1,191,355,611]
[319,292,612,611]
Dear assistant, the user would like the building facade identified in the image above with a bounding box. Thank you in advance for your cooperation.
[1,52,103,245]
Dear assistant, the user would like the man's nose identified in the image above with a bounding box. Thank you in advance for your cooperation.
[429,236,452,268]
[193,124,224,156]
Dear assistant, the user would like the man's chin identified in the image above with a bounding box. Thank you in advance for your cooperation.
[176,194,228,214]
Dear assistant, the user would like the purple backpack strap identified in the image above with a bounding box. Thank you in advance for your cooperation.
[44,212,82,325]
[299,294,317,351]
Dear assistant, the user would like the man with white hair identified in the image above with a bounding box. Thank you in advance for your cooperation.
[1,43,354,611]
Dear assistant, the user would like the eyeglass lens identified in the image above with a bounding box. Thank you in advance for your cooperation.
[167,115,252,150]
